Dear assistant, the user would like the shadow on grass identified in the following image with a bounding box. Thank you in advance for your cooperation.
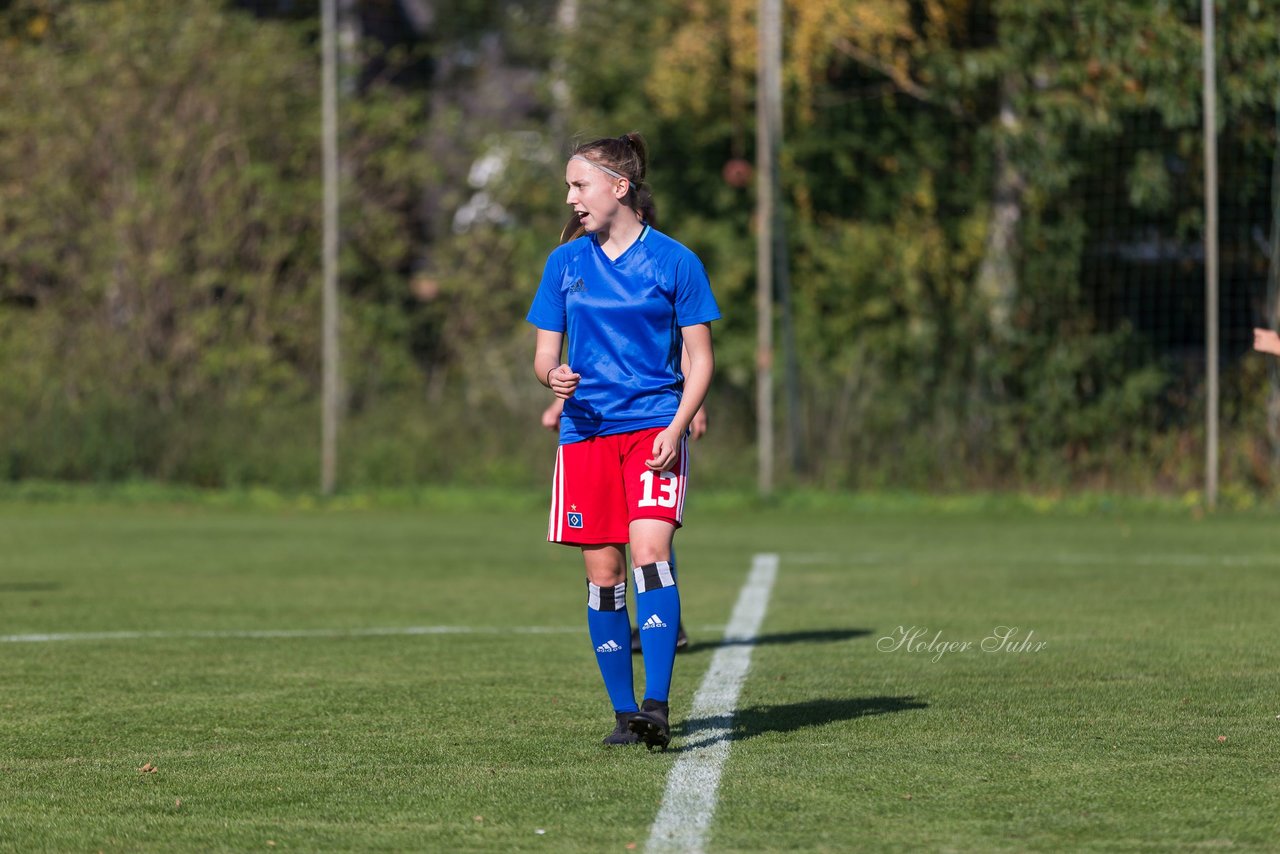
[673,696,928,751]
[682,627,874,654]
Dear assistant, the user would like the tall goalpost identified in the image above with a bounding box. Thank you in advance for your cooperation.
[320,0,340,496]
[755,0,780,497]
[1202,0,1219,509]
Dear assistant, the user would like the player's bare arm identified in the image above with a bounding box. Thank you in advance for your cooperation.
[534,328,580,399]
[647,323,713,471]
[681,344,708,439]
[1253,328,1280,357]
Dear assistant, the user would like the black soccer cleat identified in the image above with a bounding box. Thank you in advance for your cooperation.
[627,699,670,751]
[632,622,690,654]
[603,711,640,746]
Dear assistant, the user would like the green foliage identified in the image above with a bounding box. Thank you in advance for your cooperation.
[0,0,429,486]
[0,0,1278,492]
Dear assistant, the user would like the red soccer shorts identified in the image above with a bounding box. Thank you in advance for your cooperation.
[547,426,688,545]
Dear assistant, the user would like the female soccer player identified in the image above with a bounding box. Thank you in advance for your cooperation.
[527,133,719,748]
[541,367,707,655]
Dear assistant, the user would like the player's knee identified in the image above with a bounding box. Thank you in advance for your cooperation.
[582,545,627,587]
[628,543,671,567]
[584,565,626,588]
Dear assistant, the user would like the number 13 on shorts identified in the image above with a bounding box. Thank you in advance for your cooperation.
[624,429,687,524]
[637,469,679,507]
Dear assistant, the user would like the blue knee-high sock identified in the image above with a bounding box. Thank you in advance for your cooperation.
[633,561,681,703]
[586,580,637,713]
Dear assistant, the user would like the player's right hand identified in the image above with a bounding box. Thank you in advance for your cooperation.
[547,364,581,400]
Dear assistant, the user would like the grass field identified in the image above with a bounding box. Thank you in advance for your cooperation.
[2,490,1279,852]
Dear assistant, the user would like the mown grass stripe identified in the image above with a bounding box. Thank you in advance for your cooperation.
[646,552,779,854]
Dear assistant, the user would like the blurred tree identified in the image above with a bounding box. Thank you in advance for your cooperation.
[0,0,1275,491]
[0,0,429,484]
[561,0,1280,487]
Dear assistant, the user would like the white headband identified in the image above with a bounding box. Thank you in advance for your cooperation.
[571,154,628,183]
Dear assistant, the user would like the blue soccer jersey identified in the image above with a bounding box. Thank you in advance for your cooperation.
[526,225,721,444]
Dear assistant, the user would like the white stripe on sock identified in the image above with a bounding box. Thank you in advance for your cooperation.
[632,560,675,593]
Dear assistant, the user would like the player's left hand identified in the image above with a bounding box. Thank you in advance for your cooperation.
[646,428,681,472]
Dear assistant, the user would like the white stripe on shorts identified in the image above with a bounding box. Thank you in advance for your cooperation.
[675,435,689,520]
[549,445,565,542]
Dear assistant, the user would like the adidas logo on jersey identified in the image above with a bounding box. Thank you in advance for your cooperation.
[596,639,623,653]
[641,614,668,630]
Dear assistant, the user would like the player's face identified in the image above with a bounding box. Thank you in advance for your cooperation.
[565,158,626,235]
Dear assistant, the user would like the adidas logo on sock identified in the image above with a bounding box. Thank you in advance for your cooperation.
[641,614,668,630]
[596,640,623,653]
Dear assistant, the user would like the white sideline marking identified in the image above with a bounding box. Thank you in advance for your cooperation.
[646,553,779,854]
[0,625,579,644]
[1048,553,1278,567]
